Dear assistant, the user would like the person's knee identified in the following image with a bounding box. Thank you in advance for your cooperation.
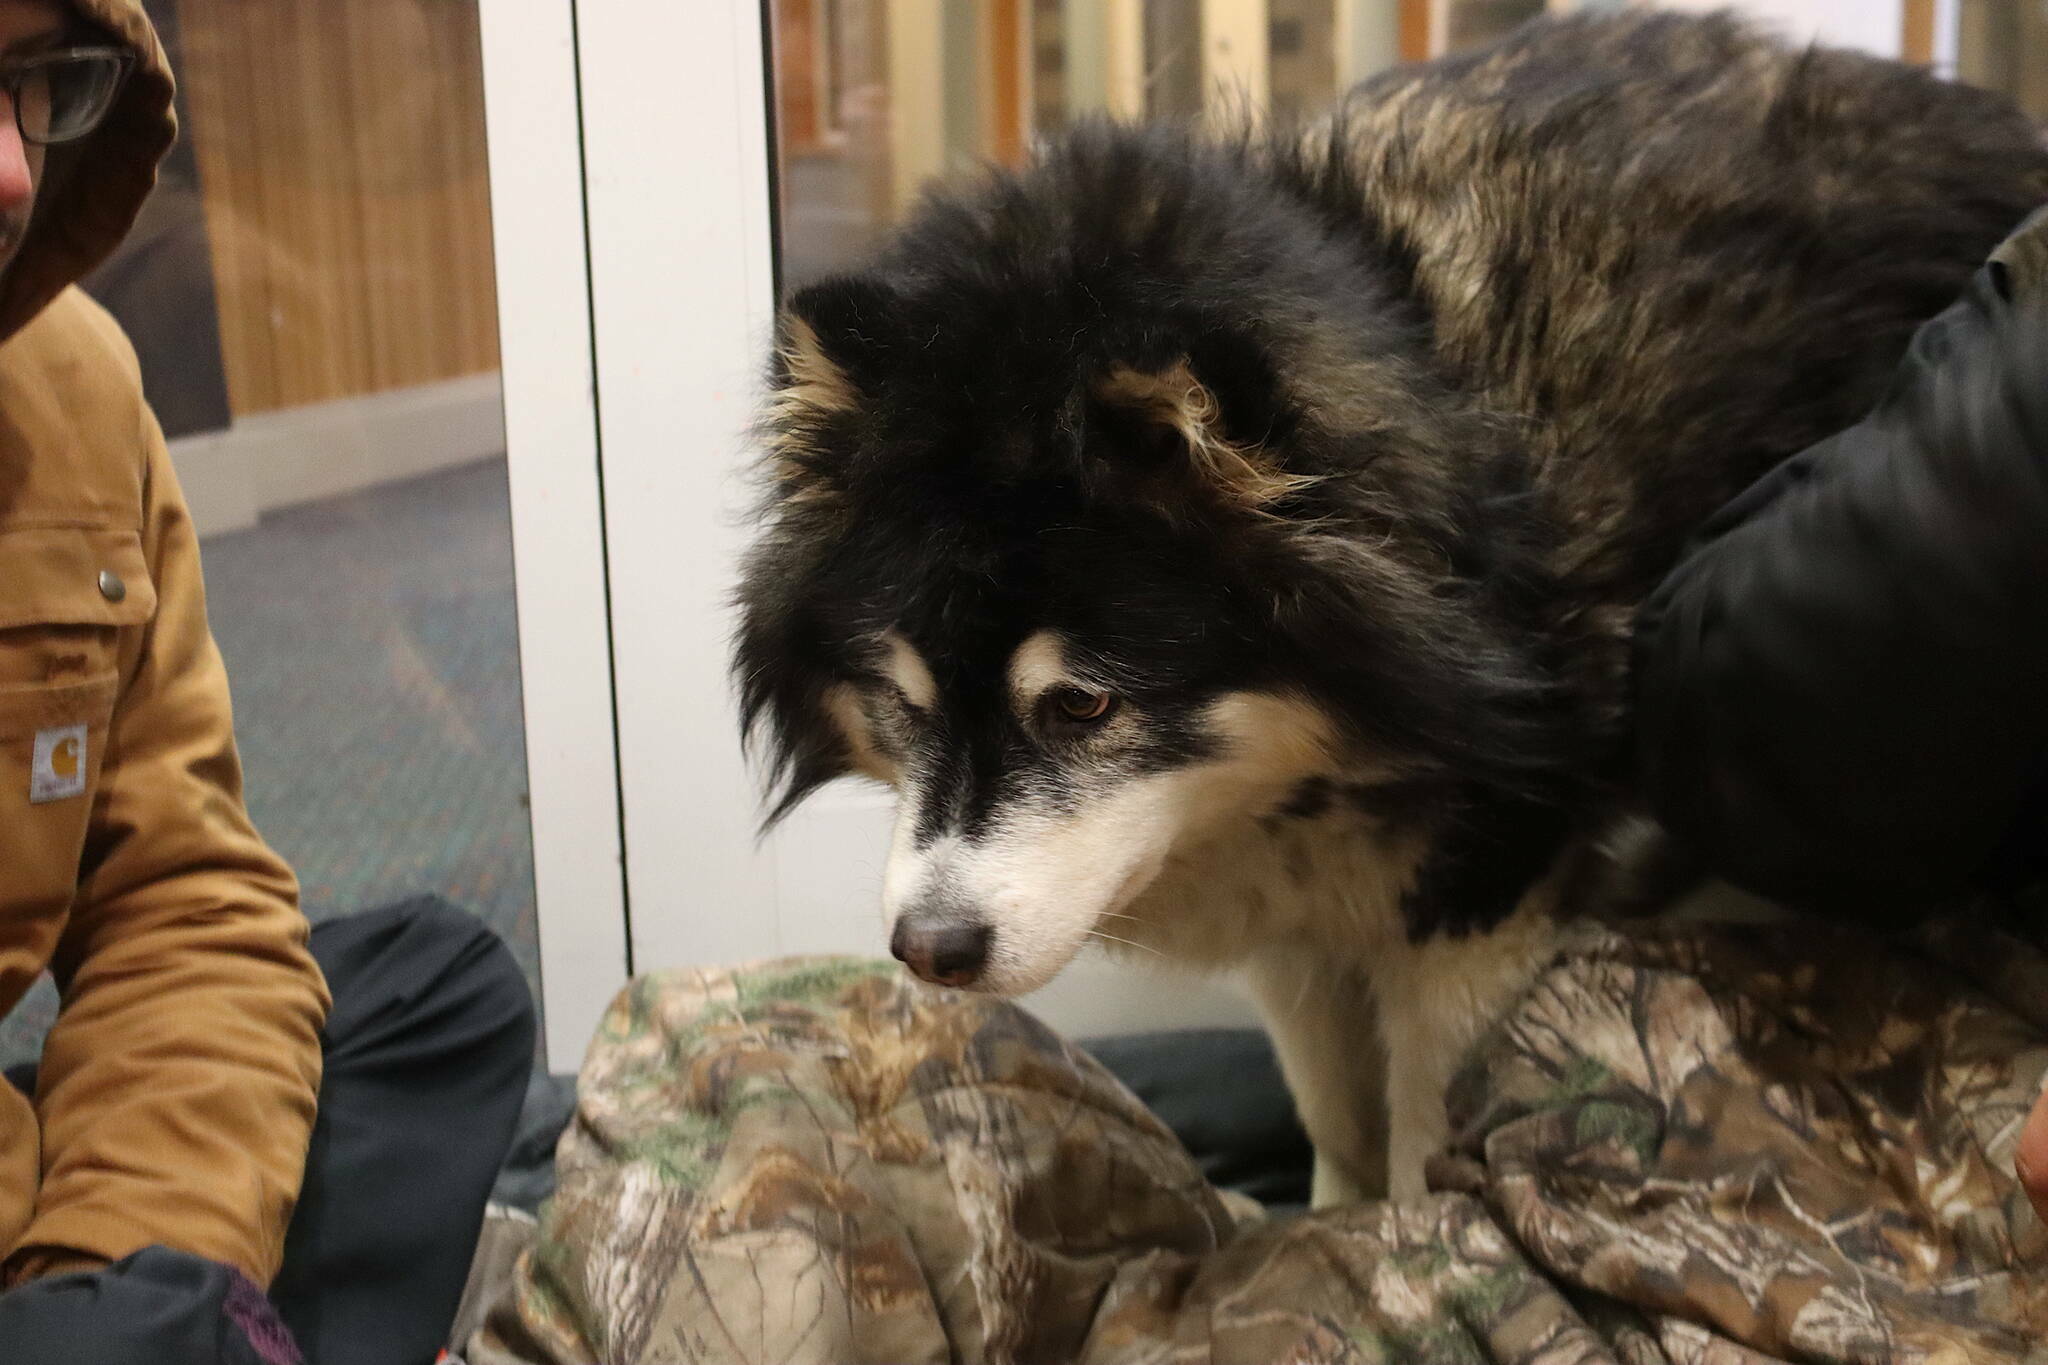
[412,901,535,1063]
[341,893,501,964]
[452,921,538,1064]
[313,896,535,1069]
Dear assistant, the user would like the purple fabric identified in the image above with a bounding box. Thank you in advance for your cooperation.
[224,1270,302,1365]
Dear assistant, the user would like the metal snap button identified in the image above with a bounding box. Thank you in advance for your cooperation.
[98,569,126,603]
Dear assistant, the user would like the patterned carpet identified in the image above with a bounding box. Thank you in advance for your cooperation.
[0,457,542,1067]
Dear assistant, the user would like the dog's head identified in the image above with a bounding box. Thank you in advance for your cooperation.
[737,126,1576,994]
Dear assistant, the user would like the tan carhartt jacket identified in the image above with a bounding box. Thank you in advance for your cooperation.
[0,0,328,1285]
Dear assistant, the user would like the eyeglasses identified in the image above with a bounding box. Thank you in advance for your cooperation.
[0,47,132,147]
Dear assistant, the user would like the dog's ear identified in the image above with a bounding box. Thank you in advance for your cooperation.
[1093,358,1312,509]
[764,275,896,502]
[777,274,895,395]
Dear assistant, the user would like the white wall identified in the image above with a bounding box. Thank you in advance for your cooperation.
[176,376,505,541]
[1655,0,1902,55]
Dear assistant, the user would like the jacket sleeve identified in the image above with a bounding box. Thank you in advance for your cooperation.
[1632,213,2048,913]
[6,405,330,1286]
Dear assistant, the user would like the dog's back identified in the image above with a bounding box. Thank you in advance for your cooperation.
[1307,10,2048,608]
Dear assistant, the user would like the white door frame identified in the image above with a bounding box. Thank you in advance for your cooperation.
[573,0,787,980]
[479,2,631,1071]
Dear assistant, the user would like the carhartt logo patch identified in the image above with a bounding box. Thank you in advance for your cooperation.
[30,724,86,803]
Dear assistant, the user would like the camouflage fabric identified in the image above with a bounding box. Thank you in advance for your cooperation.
[468,923,2048,1365]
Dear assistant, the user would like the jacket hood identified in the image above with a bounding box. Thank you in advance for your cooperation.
[0,0,174,341]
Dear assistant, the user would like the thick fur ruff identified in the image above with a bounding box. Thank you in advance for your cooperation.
[735,11,2048,1199]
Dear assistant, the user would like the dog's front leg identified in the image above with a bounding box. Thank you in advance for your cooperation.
[1245,947,1388,1207]
[1372,909,1556,1201]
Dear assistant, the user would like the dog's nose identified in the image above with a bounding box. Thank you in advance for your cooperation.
[890,918,992,989]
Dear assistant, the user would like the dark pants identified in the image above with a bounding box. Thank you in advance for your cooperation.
[0,896,536,1365]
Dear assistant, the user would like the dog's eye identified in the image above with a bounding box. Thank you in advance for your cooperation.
[1049,687,1117,725]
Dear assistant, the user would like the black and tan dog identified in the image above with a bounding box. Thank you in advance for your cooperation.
[736,11,2048,1203]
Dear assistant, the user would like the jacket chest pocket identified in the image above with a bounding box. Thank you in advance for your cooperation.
[0,527,156,897]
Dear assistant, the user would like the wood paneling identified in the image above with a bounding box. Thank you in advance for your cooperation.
[178,0,500,417]
[775,0,827,155]
[886,0,945,217]
[988,0,1027,167]
[1201,0,1271,113]
[1901,0,1935,62]
[1958,0,2048,117]
[1399,0,1436,61]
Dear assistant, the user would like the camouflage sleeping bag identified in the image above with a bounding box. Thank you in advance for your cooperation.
[466,916,2048,1365]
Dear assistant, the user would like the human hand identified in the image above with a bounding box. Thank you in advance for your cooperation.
[2020,1078,2048,1227]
